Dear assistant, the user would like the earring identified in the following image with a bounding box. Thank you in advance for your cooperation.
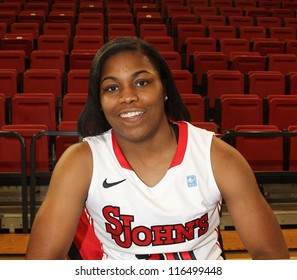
[165,96,168,101]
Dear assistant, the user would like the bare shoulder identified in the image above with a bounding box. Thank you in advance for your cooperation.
[210,136,258,199]
[49,141,93,197]
[56,141,92,170]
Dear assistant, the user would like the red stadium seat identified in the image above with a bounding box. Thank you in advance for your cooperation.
[73,35,104,51]
[267,54,297,74]
[248,71,286,98]
[180,94,205,122]
[12,93,57,130]
[67,69,90,94]
[160,51,181,70]
[43,22,72,38]
[62,93,87,121]
[37,35,69,54]
[229,52,266,73]
[107,23,136,40]
[191,121,218,133]
[218,94,263,133]
[267,95,297,130]
[69,49,97,70]
[0,50,26,72]
[176,24,205,52]
[30,50,65,72]
[143,36,174,52]
[233,124,283,171]
[171,69,193,94]
[208,25,236,40]
[185,37,217,68]
[75,23,104,37]
[0,69,18,98]
[205,70,245,108]
[56,120,79,160]
[11,22,40,38]
[139,23,167,38]
[23,69,63,97]
[192,52,228,87]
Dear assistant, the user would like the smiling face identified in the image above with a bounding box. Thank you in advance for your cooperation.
[100,50,169,143]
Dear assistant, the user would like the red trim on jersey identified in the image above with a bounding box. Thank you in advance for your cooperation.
[111,131,133,170]
[111,121,188,170]
[72,208,103,260]
[170,121,188,168]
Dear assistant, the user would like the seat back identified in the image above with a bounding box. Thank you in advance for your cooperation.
[62,93,87,121]
[11,22,39,38]
[267,54,297,74]
[0,69,18,98]
[193,52,228,87]
[185,37,217,68]
[23,69,63,97]
[143,36,174,51]
[248,71,285,98]
[268,27,296,42]
[171,69,193,94]
[1,124,49,174]
[176,24,205,52]
[73,35,104,51]
[69,49,97,70]
[160,51,181,70]
[191,121,218,133]
[219,94,263,133]
[139,23,167,38]
[67,69,89,94]
[56,120,79,160]
[43,22,72,38]
[12,93,57,130]
[75,23,104,36]
[206,70,244,108]
[268,95,297,130]
[37,34,69,54]
[30,50,65,72]
[107,23,136,40]
[218,38,250,56]
[208,25,236,39]
[180,94,205,122]
[230,53,266,73]
[233,124,283,171]
[0,50,26,72]
[1,33,34,57]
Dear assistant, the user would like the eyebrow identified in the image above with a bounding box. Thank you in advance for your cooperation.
[100,70,152,85]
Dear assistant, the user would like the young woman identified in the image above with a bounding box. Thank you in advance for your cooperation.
[26,37,289,260]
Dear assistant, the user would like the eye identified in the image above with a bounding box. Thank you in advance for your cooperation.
[135,80,149,88]
[103,84,119,93]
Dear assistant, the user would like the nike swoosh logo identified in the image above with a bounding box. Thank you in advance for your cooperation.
[103,178,126,188]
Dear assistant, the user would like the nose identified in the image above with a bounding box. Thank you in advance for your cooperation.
[119,87,139,104]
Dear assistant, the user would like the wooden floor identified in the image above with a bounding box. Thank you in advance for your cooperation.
[1,229,297,260]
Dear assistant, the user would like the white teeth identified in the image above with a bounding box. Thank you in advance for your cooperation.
[120,111,143,118]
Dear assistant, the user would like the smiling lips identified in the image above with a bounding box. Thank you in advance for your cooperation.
[120,111,144,119]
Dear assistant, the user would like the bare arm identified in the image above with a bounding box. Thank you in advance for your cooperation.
[211,136,289,259]
[26,142,92,259]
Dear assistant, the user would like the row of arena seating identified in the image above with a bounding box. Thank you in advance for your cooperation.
[1,0,297,233]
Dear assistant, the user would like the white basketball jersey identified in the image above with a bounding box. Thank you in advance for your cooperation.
[83,121,223,260]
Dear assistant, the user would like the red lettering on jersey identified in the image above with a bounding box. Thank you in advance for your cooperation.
[103,206,134,248]
[198,213,209,236]
[102,206,209,248]
[132,226,152,246]
[152,225,175,245]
